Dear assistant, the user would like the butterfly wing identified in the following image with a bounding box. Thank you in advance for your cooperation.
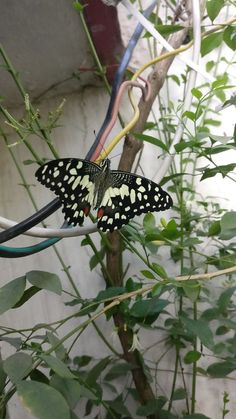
[97,171,173,232]
[35,158,101,226]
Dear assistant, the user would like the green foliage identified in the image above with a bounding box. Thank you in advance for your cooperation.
[0,2,236,419]
[16,381,70,419]
[206,0,224,22]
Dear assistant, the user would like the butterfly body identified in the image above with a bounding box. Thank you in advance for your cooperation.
[36,158,173,232]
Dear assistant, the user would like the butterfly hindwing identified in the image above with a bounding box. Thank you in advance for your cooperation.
[35,158,101,225]
[36,158,173,231]
[97,171,173,232]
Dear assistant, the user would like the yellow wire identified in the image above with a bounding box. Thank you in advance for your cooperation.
[95,87,140,163]
[96,45,191,163]
[96,14,236,163]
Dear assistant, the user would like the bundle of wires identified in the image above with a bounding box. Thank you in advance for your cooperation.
[0,1,156,258]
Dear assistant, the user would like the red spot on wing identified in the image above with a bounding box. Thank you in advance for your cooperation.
[83,206,90,216]
[97,207,104,219]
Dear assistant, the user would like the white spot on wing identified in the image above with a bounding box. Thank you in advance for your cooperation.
[70,168,77,175]
[138,186,145,193]
[72,176,81,190]
[53,170,60,178]
[130,189,136,204]
[136,178,142,185]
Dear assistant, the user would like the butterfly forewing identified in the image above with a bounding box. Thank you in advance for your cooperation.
[97,171,173,232]
[36,158,173,231]
[35,158,101,225]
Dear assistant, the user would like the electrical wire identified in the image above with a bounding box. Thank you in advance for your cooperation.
[0,2,156,257]
[121,0,215,82]
[86,0,157,160]
[93,79,150,162]
[0,80,149,240]
[155,0,201,182]
[0,199,61,244]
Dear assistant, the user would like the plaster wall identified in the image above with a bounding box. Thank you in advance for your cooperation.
[0,3,236,419]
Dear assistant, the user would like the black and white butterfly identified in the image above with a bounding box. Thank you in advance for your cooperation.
[35,158,173,232]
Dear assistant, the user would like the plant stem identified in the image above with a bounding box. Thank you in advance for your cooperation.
[191,301,198,414]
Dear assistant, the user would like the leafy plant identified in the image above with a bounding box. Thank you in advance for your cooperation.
[0,1,236,419]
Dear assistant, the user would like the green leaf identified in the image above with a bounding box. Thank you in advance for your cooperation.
[26,271,62,295]
[96,287,124,301]
[46,332,67,361]
[30,369,49,385]
[155,24,184,36]
[86,357,111,386]
[160,219,180,240]
[143,213,156,232]
[50,375,81,409]
[207,361,236,378]
[204,118,221,126]
[13,286,41,308]
[206,60,215,72]
[220,212,236,239]
[182,282,200,302]
[136,398,168,416]
[23,159,36,165]
[144,24,183,38]
[206,0,224,21]
[217,286,236,312]
[40,355,76,379]
[216,325,229,335]
[136,406,175,419]
[175,140,202,152]
[201,32,223,57]
[181,317,214,349]
[141,270,156,280]
[184,350,201,364]
[172,388,186,400]
[73,1,84,12]
[208,221,221,237]
[200,163,236,180]
[107,398,131,416]
[191,88,203,99]
[0,276,26,315]
[3,353,33,384]
[223,26,236,50]
[152,263,168,279]
[105,362,134,381]
[130,297,169,318]
[134,133,168,152]
[0,360,7,394]
[183,111,196,121]
[17,381,70,419]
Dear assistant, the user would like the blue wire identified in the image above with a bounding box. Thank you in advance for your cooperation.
[86,0,156,160]
[0,1,156,258]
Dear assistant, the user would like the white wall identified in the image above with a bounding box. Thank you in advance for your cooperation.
[1,4,236,419]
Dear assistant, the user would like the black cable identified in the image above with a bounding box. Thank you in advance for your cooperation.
[0,1,156,256]
[0,199,61,244]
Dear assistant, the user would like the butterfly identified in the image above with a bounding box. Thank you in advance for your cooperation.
[35,158,173,232]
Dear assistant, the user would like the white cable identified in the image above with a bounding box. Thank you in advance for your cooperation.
[155,0,201,182]
[121,0,215,83]
[0,216,97,238]
[0,0,202,240]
